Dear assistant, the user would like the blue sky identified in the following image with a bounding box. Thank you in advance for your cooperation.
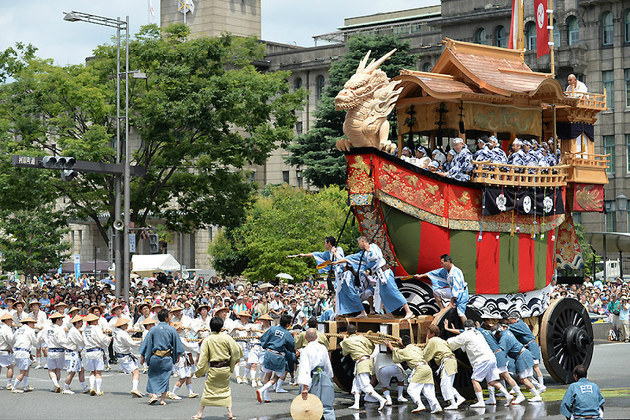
[0,0,438,65]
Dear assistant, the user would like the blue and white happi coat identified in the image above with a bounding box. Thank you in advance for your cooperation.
[447,148,473,182]
[425,266,469,315]
[313,247,345,315]
[345,243,406,314]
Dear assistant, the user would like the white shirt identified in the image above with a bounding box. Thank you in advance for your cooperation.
[41,323,67,350]
[65,326,84,352]
[565,80,588,98]
[447,328,494,368]
[83,324,111,351]
[0,323,15,351]
[270,300,284,312]
[28,310,48,331]
[13,325,38,358]
[297,340,334,388]
[113,327,140,355]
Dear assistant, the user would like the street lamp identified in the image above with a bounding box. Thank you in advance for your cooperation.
[617,193,628,232]
[63,10,130,302]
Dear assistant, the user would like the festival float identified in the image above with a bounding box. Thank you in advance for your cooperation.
[324,38,608,391]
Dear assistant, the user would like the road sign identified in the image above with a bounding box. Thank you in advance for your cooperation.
[74,254,81,278]
[11,155,146,177]
[129,233,136,253]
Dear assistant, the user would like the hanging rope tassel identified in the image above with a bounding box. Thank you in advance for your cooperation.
[532,184,537,239]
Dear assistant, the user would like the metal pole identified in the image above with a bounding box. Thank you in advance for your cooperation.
[123,16,131,303]
[619,251,623,280]
[603,233,607,282]
[94,246,97,279]
[114,18,123,299]
[548,0,555,76]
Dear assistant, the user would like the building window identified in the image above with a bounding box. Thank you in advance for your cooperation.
[474,28,487,45]
[568,16,579,45]
[626,134,630,172]
[294,77,302,91]
[604,135,615,174]
[602,11,614,46]
[526,21,536,51]
[315,75,325,101]
[494,25,507,48]
[422,62,432,72]
[296,170,303,188]
[296,121,303,135]
[553,19,560,48]
[393,25,409,35]
[208,227,213,242]
[282,170,290,184]
[603,70,614,109]
[625,10,630,43]
[625,69,630,107]
[410,23,422,33]
[605,203,617,232]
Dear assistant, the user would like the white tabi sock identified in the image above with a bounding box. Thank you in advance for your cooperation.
[80,381,86,390]
[397,385,405,399]
[383,390,390,398]
[276,379,284,390]
[259,381,273,393]
[50,374,59,387]
[6,378,11,386]
[537,376,544,387]
[89,375,95,390]
[475,391,484,403]
[250,370,257,381]
[64,383,71,390]
[22,377,28,388]
[132,379,139,391]
[243,368,250,380]
[488,387,495,400]
[173,384,181,394]
[234,365,240,377]
[12,378,20,389]
[512,385,524,397]
[95,378,102,392]
[497,385,510,399]
[187,383,193,394]
[353,393,361,406]
[529,385,540,397]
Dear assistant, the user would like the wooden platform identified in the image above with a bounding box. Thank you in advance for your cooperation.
[471,162,568,187]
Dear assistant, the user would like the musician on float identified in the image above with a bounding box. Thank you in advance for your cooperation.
[437,138,473,182]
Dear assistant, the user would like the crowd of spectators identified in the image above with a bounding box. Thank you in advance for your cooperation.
[551,276,630,342]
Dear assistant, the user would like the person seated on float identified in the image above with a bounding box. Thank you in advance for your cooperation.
[416,157,432,169]
[542,142,557,166]
[473,137,491,162]
[443,149,456,172]
[427,160,440,173]
[507,139,526,169]
[401,147,413,161]
[437,138,472,182]
[432,149,446,166]
[488,136,507,165]
[565,74,588,99]
[415,146,427,160]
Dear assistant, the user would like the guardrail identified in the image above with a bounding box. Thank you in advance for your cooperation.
[565,88,607,110]
[562,152,609,170]
[471,161,568,187]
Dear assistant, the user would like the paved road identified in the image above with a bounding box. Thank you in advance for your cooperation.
[0,342,628,419]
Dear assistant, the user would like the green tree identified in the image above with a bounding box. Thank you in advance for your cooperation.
[209,185,360,281]
[0,24,304,246]
[286,34,418,188]
[0,205,70,278]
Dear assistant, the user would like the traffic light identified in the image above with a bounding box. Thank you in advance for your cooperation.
[41,156,78,181]
[148,234,159,254]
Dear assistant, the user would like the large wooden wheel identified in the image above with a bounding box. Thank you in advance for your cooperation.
[330,348,355,392]
[431,306,482,399]
[540,297,594,384]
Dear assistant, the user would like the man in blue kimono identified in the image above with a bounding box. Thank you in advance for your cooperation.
[507,313,546,393]
[415,254,468,323]
[334,237,413,319]
[561,365,605,420]
[299,236,345,316]
[489,136,507,164]
[139,309,186,405]
[256,314,295,403]
[473,138,491,162]
[507,139,526,167]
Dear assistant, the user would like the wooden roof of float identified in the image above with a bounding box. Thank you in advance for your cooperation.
[395,38,571,106]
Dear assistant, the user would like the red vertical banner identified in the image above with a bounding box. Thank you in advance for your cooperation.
[476,232,500,294]
[518,234,535,292]
[535,0,550,57]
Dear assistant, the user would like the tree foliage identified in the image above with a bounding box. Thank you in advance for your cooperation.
[0,24,305,246]
[286,34,418,188]
[209,185,360,281]
[0,205,70,278]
